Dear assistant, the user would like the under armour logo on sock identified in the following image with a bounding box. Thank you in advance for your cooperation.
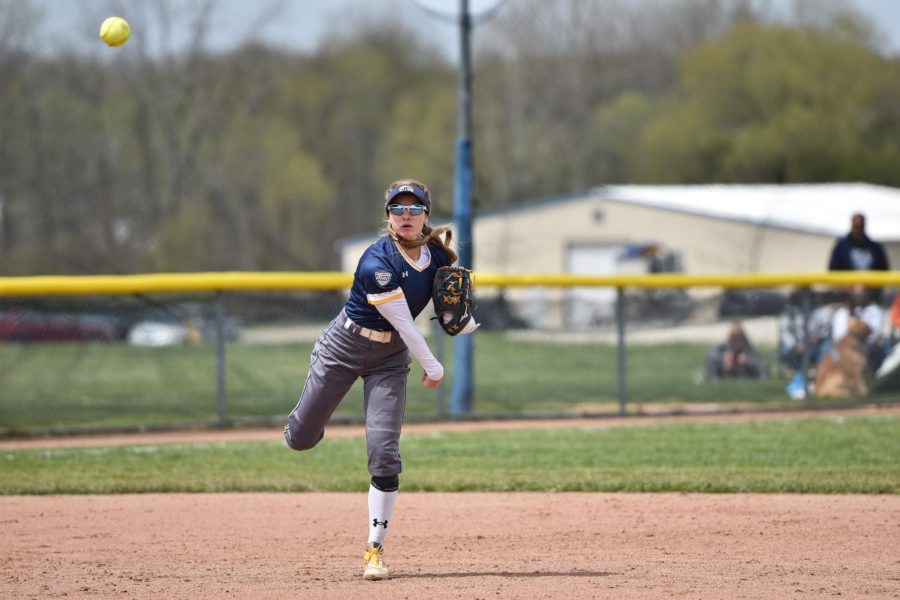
[372,519,389,528]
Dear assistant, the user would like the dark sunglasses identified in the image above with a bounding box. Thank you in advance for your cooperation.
[387,204,428,216]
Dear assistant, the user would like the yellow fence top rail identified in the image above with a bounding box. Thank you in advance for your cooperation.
[0,270,897,296]
[474,271,900,289]
[0,272,352,296]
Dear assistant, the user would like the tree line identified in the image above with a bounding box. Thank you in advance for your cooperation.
[1,0,898,275]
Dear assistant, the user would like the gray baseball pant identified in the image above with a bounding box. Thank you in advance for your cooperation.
[284,310,411,476]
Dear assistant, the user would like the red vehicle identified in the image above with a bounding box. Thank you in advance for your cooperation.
[0,312,116,342]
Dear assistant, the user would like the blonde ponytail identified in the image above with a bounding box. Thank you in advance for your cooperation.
[387,222,457,264]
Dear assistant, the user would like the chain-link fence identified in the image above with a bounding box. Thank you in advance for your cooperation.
[1,275,898,435]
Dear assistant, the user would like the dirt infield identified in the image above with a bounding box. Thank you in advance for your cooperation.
[2,493,899,598]
[2,406,899,598]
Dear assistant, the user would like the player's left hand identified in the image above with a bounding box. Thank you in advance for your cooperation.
[432,266,478,336]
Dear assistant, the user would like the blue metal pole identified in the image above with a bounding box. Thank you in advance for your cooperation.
[450,0,474,418]
[451,139,473,417]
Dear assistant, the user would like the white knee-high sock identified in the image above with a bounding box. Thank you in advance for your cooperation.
[368,485,398,546]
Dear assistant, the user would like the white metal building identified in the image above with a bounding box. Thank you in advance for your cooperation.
[339,183,900,327]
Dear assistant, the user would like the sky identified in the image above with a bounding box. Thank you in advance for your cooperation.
[28,0,900,59]
[32,0,491,57]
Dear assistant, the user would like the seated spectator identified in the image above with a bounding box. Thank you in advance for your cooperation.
[779,298,834,400]
[778,300,832,374]
[707,321,764,380]
[826,284,886,372]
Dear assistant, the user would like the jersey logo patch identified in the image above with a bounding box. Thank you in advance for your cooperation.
[375,271,392,287]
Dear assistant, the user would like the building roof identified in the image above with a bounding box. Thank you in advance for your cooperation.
[595,183,900,242]
[339,183,900,248]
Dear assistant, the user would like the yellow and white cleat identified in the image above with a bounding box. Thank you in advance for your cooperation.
[363,545,389,580]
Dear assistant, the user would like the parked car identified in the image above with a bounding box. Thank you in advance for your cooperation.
[126,321,191,347]
[0,311,117,342]
[126,316,242,347]
[719,290,789,318]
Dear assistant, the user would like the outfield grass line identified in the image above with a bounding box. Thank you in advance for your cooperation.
[2,403,898,450]
[2,416,898,494]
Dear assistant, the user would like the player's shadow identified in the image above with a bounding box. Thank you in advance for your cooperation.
[398,570,612,579]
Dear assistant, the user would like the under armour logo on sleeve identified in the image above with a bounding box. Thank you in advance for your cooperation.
[372,519,389,528]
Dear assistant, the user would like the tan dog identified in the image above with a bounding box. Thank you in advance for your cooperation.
[814,317,872,397]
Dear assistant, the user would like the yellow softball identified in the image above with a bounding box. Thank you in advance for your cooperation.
[99,16,130,47]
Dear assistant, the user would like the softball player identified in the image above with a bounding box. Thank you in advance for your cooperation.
[284,179,456,580]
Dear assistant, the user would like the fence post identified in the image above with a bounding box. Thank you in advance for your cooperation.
[215,292,228,425]
[800,287,813,399]
[616,286,628,414]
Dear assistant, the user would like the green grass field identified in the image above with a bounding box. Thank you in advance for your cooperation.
[0,332,820,433]
[2,415,897,494]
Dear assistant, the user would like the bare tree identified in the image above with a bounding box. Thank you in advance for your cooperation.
[473,0,776,203]
[0,0,42,259]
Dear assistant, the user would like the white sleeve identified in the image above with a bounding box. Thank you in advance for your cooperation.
[375,296,444,381]
[831,307,849,341]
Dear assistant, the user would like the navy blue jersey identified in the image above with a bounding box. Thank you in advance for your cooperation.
[345,236,453,331]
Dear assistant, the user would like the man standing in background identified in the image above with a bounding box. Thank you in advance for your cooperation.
[829,213,889,272]
[828,213,890,302]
